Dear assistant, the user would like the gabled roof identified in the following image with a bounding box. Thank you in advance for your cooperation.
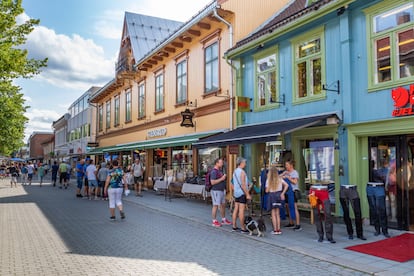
[228,0,334,53]
[123,12,183,62]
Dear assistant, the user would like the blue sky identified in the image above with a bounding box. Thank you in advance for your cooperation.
[18,0,211,141]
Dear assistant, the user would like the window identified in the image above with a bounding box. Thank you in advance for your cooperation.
[254,48,278,108]
[204,42,219,93]
[155,73,164,112]
[98,104,103,132]
[138,81,146,119]
[125,89,132,122]
[292,28,325,102]
[84,124,90,137]
[114,95,120,126]
[106,100,111,129]
[367,2,414,87]
[176,60,187,104]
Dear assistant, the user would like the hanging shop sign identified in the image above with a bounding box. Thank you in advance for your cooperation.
[180,108,194,127]
[235,96,251,112]
[391,84,414,117]
[228,145,239,155]
[147,128,167,138]
[87,142,99,148]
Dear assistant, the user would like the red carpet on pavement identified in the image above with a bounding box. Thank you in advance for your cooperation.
[346,233,414,262]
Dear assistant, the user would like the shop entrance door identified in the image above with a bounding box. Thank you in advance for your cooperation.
[369,136,409,230]
[406,137,414,231]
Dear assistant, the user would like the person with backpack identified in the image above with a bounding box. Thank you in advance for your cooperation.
[209,158,232,227]
[21,163,28,185]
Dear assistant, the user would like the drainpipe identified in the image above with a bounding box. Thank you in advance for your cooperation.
[213,8,234,130]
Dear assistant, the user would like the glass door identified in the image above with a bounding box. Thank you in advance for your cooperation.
[406,137,414,231]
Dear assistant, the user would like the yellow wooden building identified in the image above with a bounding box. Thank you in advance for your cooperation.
[88,0,289,184]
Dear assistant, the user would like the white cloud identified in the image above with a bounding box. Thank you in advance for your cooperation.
[24,108,60,142]
[93,9,125,40]
[24,25,114,90]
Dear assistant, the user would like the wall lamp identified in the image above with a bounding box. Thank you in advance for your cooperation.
[337,6,347,16]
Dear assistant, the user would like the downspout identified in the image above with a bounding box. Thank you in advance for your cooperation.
[212,8,234,130]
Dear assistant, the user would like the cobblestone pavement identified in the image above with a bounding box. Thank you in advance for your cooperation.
[0,177,376,275]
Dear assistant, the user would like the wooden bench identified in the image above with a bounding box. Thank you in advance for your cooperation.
[296,201,314,224]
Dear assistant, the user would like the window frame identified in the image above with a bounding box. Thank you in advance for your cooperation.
[365,1,414,91]
[155,71,165,113]
[125,88,132,123]
[105,100,111,129]
[291,26,326,104]
[201,30,221,96]
[114,94,120,127]
[176,59,188,105]
[98,104,103,132]
[138,80,146,119]
[253,46,280,111]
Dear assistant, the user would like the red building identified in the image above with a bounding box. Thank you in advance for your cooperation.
[28,132,54,161]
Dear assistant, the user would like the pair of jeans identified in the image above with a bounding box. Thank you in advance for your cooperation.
[310,188,333,240]
[366,184,388,234]
[339,186,363,237]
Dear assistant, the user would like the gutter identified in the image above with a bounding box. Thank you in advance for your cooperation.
[212,8,234,131]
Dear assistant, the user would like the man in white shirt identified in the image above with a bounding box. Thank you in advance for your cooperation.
[85,159,98,200]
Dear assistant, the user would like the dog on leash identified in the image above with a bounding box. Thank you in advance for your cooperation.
[244,216,266,237]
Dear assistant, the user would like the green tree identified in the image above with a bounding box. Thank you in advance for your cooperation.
[0,0,47,155]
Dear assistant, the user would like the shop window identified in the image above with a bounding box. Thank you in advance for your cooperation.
[198,147,226,177]
[302,139,335,203]
[98,104,103,132]
[254,47,279,109]
[125,89,132,122]
[292,27,325,102]
[138,81,145,119]
[366,2,414,88]
[155,73,164,112]
[105,100,111,129]
[176,60,187,104]
[114,95,120,126]
[172,147,193,173]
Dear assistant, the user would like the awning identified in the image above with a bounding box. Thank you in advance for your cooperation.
[88,131,223,154]
[193,114,337,148]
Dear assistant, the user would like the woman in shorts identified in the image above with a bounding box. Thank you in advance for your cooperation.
[266,166,288,235]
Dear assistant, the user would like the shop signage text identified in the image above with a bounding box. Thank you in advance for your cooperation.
[391,84,414,117]
[236,96,251,112]
[147,128,167,138]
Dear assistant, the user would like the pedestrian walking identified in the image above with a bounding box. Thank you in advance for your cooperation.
[75,159,85,197]
[20,163,28,185]
[281,160,302,231]
[37,163,45,187]
[59,161,68,189]
[210,158,232,227]
[51,161,59,186]
[265,166,288,235]
[8,163,19,188]
[231,157,252,233]
[27,162,35,185]
[104,160,129,221]
[83,159,90,198]
[132,158,144,197]
[97,162,109,200]
[86,159,98,200]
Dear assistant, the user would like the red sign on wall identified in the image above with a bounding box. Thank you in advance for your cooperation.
[391,84,414,117]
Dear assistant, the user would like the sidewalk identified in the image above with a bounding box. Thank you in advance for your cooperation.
[124,190,414,276]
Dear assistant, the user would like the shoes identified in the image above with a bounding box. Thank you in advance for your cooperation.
[221,218,232,225]
[284,223,295,228]
[59,186,62,189]
[357,235,367,240]
[272,229,282,235]
[318,237,323,242]
[76,194,83,198]
[212,220,222,227]
[293,225,302,231]
[231,227,240,232]
[136,194,143,197]
[328,238,336,244]
[110,216,115,221]
[271,231,278,235]
[120,212,125,219]
[383,232,390,238]
[348,235,354,240]
[240,229,249,234]
[374,231,380,236]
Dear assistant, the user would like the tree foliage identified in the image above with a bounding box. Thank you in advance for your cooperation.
[0,0,47,155]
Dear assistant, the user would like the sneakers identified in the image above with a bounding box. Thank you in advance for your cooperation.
[221,218,232,225]
[284,223,295,228]
[120,211,126,219]
[212,220,222,227]
[240,229,249,234]
[293,225,302,231]
[231,227,240,232]
[110,216,116,221]
[272,230,282,235]
[76,194,83,198]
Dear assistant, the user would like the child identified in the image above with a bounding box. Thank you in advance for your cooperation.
[266,166,288,235]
